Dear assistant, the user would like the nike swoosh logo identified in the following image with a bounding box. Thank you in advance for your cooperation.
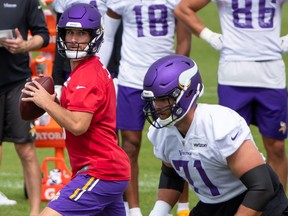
[76,85,86,89]
[231,132,239,141]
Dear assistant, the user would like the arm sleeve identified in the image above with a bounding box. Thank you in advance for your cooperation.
[240,164,274,211]
[97,13,121,67]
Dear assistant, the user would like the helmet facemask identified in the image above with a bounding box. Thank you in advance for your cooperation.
[143,94,178,129]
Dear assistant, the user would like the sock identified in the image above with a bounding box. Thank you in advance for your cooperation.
[129,207,143,216]
[177,202,190,212]
[124,202,130,216]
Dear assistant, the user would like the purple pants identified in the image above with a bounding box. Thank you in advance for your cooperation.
[48,174,128,216]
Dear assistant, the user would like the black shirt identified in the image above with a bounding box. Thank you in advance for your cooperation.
[0,0,49,93]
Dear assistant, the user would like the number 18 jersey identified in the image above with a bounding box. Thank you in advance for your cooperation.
[106,0,180,89]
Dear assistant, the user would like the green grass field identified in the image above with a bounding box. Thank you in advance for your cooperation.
[1,3,288,216]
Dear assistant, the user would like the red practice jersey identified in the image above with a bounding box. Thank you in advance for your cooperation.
[61,56,130,180]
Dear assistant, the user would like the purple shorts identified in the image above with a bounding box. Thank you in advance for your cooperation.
[116,85,146,130]
[218,85,287,140]
[48,174,128,216]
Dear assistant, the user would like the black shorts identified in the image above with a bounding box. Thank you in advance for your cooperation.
[0,80,35,144]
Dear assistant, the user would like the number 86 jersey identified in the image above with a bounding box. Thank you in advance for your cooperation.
[214,0,288,61]
[147,104,262,204]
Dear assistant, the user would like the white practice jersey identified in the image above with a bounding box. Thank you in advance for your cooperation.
[148,104,265,204]
[54,0,107,16]
[214,0,288,62]
[106,0,179,89]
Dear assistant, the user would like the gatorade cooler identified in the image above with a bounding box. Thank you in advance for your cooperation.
[41,157,71,201]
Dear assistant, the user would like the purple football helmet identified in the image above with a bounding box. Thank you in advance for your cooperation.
[142,55,204,128]
[57,3,103,59]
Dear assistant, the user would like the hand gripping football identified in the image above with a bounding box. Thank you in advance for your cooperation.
[19,76,54,121]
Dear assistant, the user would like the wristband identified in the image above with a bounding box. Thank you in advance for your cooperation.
[199,27,214,42]
[199,27,223,51]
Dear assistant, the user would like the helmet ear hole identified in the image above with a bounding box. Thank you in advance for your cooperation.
[171,88,181,98]
[175,107,183,116]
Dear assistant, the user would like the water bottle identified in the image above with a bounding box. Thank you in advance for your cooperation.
[35,55,47,76]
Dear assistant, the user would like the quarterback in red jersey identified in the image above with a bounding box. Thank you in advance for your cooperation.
[21,3,130,216]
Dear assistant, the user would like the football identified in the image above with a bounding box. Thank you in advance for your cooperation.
[19,76,54,121]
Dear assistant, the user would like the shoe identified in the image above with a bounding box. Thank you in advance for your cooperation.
[177,209,190,216]
[0,192,17,206]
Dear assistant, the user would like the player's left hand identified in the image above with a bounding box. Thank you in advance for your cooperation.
[22,79,56,110]
[1,28,27,54]
[280,34,288,55]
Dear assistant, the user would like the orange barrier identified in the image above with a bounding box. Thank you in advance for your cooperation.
[40,9,57,54]
[28,8,56,56]
[35,118,72,202]
[35,118,66,160]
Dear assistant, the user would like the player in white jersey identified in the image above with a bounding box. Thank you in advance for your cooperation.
[98,0,190,88]
[174,0,288,190]
[97,1,192,216]
[142,54,288,216]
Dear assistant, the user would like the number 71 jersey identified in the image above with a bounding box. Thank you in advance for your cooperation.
[147,104,259,203]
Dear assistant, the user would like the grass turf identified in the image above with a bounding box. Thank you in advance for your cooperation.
[1,3,288,216]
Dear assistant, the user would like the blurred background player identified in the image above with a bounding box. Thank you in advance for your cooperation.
[22,3,130,215]
[143,54,288,216]
[175,0,288,190]
[0,0,49,214]
[98,1,192,215]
